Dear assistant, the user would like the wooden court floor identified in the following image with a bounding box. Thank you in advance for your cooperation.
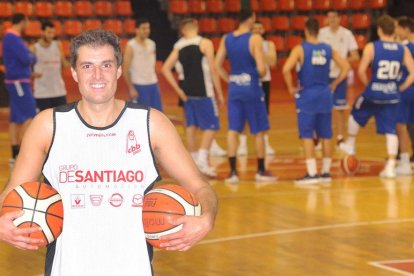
[1,88,414,275]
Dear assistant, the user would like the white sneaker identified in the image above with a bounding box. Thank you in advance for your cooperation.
[237,145,248,156]
[225,171,239,184]
[209,141,227,156]
[395,163,412,176]
[255,171,278,182]
[339,142,355,155]
[265,145,276,155]
[379,168,396,178]
[197,162,217,177]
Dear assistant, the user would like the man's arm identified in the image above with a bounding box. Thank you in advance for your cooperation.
[282,45,302,95]
[161,48,187,102]
[330,49,351,91]
[250,34,266,77]
[122,44,138,99]
[265,40,277,68]
[201,38,224,107]
[57,40,70,68]
[0,110,54,250]
[348,49,360,63]
[215,35,229,82]
[400,46,414,92]
[357,43,374,87]
[149,109,217,251]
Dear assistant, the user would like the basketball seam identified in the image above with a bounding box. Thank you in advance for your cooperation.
[2,205,64,220]
[148,191,194,205]
[147,192,187,213]
[29,182,42,236]
[145,225,181,235]
[142,210,183,216]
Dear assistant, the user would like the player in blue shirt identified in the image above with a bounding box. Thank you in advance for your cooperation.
[215,10,277,183]
[283,18,350,185]
[340,15,414,178]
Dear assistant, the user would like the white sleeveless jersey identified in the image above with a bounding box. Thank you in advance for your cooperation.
[42,102,160,276]
[33,41,67,99]
[261,40,271,82]
[127,38,158,85]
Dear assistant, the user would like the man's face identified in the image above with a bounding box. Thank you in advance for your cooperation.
[395,24,409,41]
[136,22,150,39]
[252,23,264,35]
[42,26,55,43]
[327,11,340,29]
[21,17,29,32]
[71,45,122,105]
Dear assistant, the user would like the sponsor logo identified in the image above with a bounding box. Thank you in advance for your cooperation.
[89,195,103,206]
[109,193,124,207]
[126,130,141,155]
[71,194,85,208]
[131,194,143,207]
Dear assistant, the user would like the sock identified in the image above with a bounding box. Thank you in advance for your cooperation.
[306,158,317,176]
[348,116,360,136]
[12,145,20,159]
[257,158,265,173]
[197,149,209,164]
[229,157,237,173]
[400,152,410,164]
[386,158,396,170]
[321,158,332,174]
[386,134,398,156]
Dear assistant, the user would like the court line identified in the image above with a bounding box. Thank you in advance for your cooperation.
[198,218,414,245]
[368,260,414,276]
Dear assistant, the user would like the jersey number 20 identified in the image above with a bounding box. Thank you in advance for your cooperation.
[377,60,400,80]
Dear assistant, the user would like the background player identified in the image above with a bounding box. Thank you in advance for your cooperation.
[340,15,414,178]
[31,21,69,111]
[215,10,277,183]
[123,18,163,111]
[283,18,350,184]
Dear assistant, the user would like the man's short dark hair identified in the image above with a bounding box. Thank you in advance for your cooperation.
[179,17,196,30]
[136,18,150,28]
[12,13,26,25]
[377,15,395,36]
[305,18,320,36]
[41,21,55,31]
[397,16,414,33]
[236,9,254,23]
[70,29,122,68]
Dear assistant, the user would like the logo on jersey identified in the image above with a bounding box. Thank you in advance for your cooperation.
[311,49,327,65]
[71,194,85,208]
[109,193,124,207]
[126,130,141,155]
[131,194,143,207]
[90,195,103,206]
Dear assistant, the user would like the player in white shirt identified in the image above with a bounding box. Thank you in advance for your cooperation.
[318,9,360,145]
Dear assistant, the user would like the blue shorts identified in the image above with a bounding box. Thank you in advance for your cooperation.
[133,83,163,111]
[297,111,332,139]
[184,97,219,130]
[6,82,36,123]
[330,78,347,109]
[398,87,414,124]
[228,96,269,134]
[351,96,398,134]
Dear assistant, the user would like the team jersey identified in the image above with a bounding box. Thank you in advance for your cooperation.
[127,38,158,85]
[363,40,404,103]
[398,40,414,102]
[225,32,263,100]
[174,36,214,98]
[42,102,160,276]
[33,41,67,99]
[296,42,333,113]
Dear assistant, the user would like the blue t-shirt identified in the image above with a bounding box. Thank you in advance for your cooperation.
[296,42,333,113]
[398,41,414,102]
[363,40,404,103]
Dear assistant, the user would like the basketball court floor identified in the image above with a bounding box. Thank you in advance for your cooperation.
[1,68,414,275]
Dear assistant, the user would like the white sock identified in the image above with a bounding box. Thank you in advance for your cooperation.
[322,158,332,174]
[306,158,317,176]
[197,149,209,164]
[239,134,247,147]
[386,158,396,170]
[210,139,220,150]
[348,116,360,136]
[386,134,398,156]
[400,152,410,164]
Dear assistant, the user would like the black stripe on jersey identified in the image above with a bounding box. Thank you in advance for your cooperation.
[74,101,128,130]
[179,45,208,97]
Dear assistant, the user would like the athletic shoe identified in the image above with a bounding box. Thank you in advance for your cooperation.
[265,144,276,155]
[9,158,15,170]
[225,171,239,184]
[255,171,278,182]
[294,174,320,185]
[339,142,355,155]
[379,168,396,178]
[336,138,345,147]
[395,163,412,176]
[237,145,248,156]
[197,162,217,177]
[209,141,227,157]
[319,173,332,183]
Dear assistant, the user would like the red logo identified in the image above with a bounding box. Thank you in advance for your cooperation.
[109,193,124,207]
[71,194,85,209]
[90,195,103,206]
[126,130,141,155]
[131,194,143,207]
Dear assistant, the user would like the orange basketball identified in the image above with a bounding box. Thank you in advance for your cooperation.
[341,155,360,175]
[0,181,64,247]
[142,184,201,249]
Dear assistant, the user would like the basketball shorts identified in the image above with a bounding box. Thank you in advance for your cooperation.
[6,81,37,123]
[35,96,67,112]
[351,96,399,134]
[297,111,332,139]
[228,96,269,134]
[398,87,414,124]
[133,83,163,111]
[184,97,219,130]
[330,78,347,110]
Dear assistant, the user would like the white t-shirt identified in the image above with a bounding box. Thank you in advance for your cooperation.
[318,26,358,78]
[261,40,271,82]
[127,38,158,85]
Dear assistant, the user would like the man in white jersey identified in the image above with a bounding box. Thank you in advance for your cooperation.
[31,21,69,111]
[123,18,163,111]
[318,9,359,145]
[0,30,217,275]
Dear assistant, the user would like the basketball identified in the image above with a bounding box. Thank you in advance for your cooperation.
[341,155,361,175]
[142,184,202,249]
[0,181,64,247]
